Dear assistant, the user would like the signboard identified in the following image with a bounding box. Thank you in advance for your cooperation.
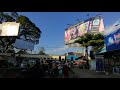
[14,39,34,50]
[105,28,120,52]
[90,17,100,33]
[65,15,104,45]
[0,22,20,36]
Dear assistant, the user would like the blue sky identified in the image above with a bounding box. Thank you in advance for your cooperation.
[18,12,120,55]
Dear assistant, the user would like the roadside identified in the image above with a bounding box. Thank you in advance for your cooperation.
[70,67,120,78]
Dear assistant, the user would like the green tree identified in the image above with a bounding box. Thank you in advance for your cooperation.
[0,12,41,53]
[38,47,46,55]
[75,32,105,68]
[38,51,46,55]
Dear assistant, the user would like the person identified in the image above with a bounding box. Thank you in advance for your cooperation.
[51,61,57,78]
[57,63,63,78]
[63,62,70,78]
[29,60,44,78]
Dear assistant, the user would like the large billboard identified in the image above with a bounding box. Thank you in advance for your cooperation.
[0,22,20,36]
[65,15,104,45]
[14,39,34,50]
[105,28,120,52]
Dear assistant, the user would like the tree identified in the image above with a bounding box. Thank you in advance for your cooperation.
[75,32,105,69]
[38,47,46,55]
[38,51,46,55]
[0,12,41,53]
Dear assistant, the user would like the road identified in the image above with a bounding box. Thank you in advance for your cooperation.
[70,67,120,78]
[1,67,120,78]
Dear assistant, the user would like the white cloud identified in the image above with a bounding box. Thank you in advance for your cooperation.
[104,19,120,35]
[52,45,69,53]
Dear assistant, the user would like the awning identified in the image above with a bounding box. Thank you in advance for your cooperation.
[95,45,107,54]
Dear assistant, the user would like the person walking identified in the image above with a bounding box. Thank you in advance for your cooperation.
[51,61,57,78]
[58,63,63,78]
[63,62,69,78]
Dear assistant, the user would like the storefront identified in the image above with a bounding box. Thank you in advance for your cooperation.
[96,28,120,74]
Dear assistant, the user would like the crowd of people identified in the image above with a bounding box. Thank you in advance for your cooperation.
[17,58,75,78]
[12,56,87,78]
[46,61,73,78]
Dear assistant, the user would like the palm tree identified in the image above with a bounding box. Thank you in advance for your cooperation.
[75,32,105,69]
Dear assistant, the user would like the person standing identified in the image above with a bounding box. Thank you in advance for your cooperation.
[58,63,63,78]
[63,63,69,78]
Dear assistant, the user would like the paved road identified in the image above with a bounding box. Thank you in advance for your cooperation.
[1,67,120,78]
[70,68,120,78]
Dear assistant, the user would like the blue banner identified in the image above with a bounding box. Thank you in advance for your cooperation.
[105,28,120,51]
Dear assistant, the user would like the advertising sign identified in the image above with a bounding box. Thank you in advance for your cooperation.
[0,22,20,36]
[14,39,34,50]
[78,21,89,36]
[90,17,100,33]
[65,15,104,45]
[105,28,120,52]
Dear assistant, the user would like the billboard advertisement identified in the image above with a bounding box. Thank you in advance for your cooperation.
[105,28,120,52]
[14,39,34,50]
[0,22,20,36]
[65,15,104,45]
[89,16,100,33]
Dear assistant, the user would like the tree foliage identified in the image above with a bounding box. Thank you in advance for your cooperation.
[74,32,105,67]
[0,12,41,53]
[38,51,46,55]
[75,32,105,48]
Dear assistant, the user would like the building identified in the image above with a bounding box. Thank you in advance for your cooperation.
[95,28,120,74]
[0,53,66,61]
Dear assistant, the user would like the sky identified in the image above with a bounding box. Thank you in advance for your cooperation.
[17,12,120,55]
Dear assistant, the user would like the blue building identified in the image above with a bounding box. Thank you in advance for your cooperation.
[67,55,81,61]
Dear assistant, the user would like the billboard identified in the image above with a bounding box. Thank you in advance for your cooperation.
[14,39,34,50]
[65,15,104,45]
[0,22,20,36]
[105,28,120,52]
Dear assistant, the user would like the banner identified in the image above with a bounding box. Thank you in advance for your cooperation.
[105,28,120,51]
[14,39,34,50]
[0,22,20,36]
